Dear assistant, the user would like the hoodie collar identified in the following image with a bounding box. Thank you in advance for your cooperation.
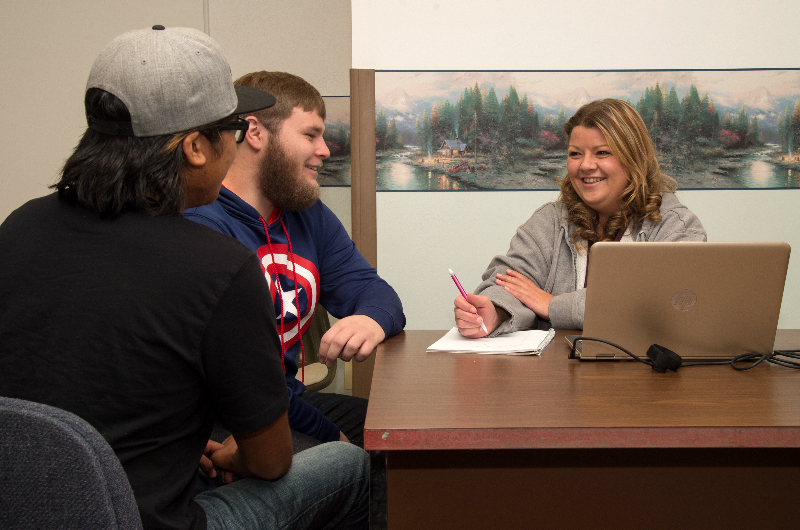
[218,185,283,227]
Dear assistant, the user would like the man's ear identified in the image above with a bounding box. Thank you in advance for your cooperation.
[244,116,267,151]
[182,131,207,168]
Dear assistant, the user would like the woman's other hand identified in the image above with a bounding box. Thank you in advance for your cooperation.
[495,269,553,320]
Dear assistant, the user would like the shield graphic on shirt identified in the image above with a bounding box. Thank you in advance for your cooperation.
[256,243,320,348]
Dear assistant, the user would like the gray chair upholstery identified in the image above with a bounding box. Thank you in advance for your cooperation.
[0,396,142,530]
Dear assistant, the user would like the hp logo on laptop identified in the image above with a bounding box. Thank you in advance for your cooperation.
[671,289,697,311]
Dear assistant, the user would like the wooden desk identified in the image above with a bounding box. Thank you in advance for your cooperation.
[365,330,800,529]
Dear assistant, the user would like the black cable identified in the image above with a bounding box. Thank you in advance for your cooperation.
[729,353,768,371]
[571,337,800,372]
[734,349,800,371]
[571,337,651,367]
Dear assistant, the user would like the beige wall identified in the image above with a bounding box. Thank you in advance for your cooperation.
[0,0,205,222]
[207,0,351,96]
[1,0,352,224]
[0,0,354,393]
[206,0,353,232]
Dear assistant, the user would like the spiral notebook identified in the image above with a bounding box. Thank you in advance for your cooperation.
[428,327,555,355]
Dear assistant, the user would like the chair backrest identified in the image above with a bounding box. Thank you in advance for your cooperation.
[0,396,142,530]
[296,305,337,392]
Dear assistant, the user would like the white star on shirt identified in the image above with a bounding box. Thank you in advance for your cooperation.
[279,285,303,318]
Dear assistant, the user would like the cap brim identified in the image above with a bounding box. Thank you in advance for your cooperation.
[233,85,276,115]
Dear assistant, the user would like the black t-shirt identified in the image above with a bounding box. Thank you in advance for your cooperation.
[0,195,289,530]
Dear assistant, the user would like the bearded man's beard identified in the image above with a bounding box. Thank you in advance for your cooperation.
[258,134,320,212]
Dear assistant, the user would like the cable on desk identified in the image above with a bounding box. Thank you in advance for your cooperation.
[731,349,800,371]
[571,337,800,372]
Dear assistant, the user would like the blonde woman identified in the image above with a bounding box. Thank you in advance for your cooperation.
[455,99,706,337]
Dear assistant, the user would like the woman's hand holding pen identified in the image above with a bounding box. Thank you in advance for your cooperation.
[495,269,553,321]
[454,293,501,338]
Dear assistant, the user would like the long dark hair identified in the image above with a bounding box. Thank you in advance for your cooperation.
[53,88,224,218]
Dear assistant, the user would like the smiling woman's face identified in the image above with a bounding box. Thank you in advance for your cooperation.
[566,125,631,227]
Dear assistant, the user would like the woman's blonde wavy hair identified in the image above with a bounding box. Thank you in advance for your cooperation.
[559,99,676,246]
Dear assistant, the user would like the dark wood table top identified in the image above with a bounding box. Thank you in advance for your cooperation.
[364,329,800,451]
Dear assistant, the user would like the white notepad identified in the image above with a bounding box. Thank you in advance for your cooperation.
[427,327,555,355]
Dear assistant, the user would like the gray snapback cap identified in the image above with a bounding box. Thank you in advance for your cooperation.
[86,25,275,137]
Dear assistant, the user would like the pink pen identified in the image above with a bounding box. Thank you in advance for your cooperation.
[449,269,488,334]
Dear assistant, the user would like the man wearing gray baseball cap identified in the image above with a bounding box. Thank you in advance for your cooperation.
[0,26,368,530]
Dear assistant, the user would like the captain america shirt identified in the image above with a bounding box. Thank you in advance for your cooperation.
[185,186,405,441]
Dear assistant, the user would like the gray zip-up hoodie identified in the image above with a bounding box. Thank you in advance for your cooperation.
[476,193,707,332]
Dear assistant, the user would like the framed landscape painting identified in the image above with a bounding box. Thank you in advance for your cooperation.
[318,96,351,187]
[373,69,800,191]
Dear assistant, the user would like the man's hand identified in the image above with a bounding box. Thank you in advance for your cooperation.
[199,440,222,478]
[318,315,385,367]
[454,293,504,338]
[208,414,293,483]
[199,438,236,484]
[495,269,552,320]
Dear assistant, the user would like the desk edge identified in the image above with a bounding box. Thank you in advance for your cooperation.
[364,426,800,451]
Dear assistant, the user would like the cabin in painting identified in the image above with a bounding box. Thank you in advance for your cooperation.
[438,139,467,158]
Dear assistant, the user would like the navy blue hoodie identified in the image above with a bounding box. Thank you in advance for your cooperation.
[185,186,405,441]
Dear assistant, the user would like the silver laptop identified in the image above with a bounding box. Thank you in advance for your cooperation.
[571,241,791,361]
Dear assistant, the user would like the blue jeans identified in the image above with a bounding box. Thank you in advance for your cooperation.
[300,392,368,448]
[194,442,368,530]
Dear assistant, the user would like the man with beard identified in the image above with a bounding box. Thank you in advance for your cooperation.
[184,71,405,451]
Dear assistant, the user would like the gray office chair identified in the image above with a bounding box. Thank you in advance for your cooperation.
[296,305,337,392]
[0,396,142,530]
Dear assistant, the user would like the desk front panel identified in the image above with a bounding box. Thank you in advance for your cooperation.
[385,447,800,530]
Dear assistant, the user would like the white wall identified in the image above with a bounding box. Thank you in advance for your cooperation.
[353,0,800,330]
